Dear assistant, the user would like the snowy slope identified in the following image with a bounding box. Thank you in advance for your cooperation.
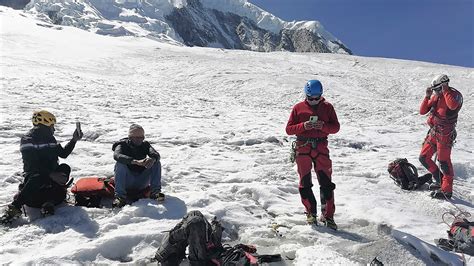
[0,7,473,265]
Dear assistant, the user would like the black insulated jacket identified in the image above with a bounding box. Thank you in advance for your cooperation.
[20,126,76,180]
[112,138,160,173]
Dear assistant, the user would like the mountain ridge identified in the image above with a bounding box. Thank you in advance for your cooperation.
[18,0,352,54]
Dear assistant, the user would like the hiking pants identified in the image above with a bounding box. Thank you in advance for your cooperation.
[114,161,162,199]
[419,128,455,193]
[295,140,335,218]
[13,164,69,208]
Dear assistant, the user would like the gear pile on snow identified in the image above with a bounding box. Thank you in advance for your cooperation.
[436,217,474,256]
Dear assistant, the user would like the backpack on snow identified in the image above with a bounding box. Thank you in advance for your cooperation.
[220,244,281,266]
[220,244,258,266]
[70,177,115,207]
[436,217,474,255]
[387,158,432,190]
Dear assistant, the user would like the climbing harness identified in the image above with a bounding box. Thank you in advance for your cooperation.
[290,137,327,163]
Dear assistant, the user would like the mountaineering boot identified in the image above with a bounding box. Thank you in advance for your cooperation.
[417,173,433,187]
[306,213,318,225]
[150,192,165,202]
[0,204,22,225]
[320,216,338,230]
[431,190,452,200]
[112,196,127,208]
[40,202,55,217]
[428,182,441,191]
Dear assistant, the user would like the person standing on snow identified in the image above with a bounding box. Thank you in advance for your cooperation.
[419,74,463,199]
[111,124,164,207]
[286,80,340,229]
[0,110,83,224]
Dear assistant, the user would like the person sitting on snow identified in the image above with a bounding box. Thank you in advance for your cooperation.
[111,123,163,207]
[0,110,83,224]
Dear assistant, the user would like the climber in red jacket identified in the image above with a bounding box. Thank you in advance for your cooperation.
[419,74,463,199]
[286,80,340,229]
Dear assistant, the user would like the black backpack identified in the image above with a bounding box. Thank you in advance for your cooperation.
[220,244,258,266]
[220,244,281,266]
[387,158,420,190]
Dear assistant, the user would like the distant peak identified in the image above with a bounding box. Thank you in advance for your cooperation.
[20,0,351,54]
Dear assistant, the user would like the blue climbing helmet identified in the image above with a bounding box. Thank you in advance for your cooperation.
[304,80,323,97]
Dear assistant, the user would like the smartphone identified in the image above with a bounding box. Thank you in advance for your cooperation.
[76,121,82,134]
[309,116,318,123]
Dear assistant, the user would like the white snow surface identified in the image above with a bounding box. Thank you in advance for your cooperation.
[23,0,348,54]
[0,7,473,265]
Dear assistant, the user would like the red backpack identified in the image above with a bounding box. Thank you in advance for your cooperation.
[70,177,115,207]
[387,158,419,190]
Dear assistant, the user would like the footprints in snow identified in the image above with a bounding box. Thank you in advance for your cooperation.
[160,135,282,149]
[333,137,384,152]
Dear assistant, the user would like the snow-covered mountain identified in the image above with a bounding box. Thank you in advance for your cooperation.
[17,0,352,54]
[1,6,473,265]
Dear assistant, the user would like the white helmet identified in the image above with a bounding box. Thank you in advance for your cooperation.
[431,74,449,87]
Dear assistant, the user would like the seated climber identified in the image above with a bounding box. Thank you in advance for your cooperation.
[112,123,163,207]
[1,110,82,224]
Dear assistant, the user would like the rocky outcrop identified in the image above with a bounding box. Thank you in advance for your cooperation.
[166,3,351,54]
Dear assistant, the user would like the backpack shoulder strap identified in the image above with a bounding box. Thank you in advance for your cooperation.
[400,162,418,180]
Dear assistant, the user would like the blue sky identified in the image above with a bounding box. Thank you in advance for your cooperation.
[249,0,474,67]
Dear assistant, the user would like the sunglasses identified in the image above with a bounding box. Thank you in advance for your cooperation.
[306,96,321,101]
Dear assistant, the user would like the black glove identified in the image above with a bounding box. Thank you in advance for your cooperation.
[72,128,83,141]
